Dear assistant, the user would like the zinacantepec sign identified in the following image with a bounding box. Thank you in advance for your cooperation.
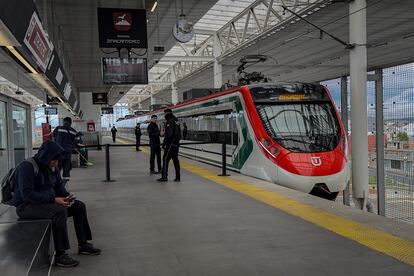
[97,8,147,49]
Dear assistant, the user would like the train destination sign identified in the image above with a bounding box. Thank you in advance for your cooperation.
[250,84,330,102]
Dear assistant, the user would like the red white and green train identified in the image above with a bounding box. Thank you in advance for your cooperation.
[115,83,350,200]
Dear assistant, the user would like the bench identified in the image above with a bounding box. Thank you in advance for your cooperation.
[0,205,52,276]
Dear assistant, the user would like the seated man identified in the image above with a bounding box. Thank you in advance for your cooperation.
[10,141,101,267]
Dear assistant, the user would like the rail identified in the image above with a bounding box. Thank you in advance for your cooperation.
[33,141,230,182]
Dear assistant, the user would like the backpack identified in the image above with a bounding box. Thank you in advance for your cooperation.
[1,158,39,205]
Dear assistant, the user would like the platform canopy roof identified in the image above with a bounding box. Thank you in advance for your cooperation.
[124,0,414,108]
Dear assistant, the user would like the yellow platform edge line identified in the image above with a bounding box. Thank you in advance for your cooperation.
[117,137,414,266]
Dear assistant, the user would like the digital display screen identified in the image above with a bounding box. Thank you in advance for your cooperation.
[44,107,57,115]
[101,107,114,114]
[250,84,329,103]
[102,58,148,85]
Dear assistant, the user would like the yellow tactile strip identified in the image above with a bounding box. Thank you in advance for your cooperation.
[118,137,414,266]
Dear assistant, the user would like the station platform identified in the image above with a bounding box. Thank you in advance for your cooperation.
[52,137,414,276]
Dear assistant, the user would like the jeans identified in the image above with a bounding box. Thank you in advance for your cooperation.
[16,200,93,252]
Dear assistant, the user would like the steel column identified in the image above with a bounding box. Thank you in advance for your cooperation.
[349,0,369,210]
[171,70,178,105]
[213,34,223,89]
[341,76,350,206]
[375,69,386,216]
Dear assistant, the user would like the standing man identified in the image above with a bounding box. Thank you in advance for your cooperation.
[110,126,117,143]
[158,109,181,182]
[182,122,188,140]
[53,117,77,186]
[147,115,162,174]
[11,141,101,267]
[135,123,142,151]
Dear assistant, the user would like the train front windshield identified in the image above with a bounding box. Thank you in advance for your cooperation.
[257,103,340,152]
[251,84,341,153]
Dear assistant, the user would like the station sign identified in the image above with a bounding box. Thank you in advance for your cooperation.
[45,49,68,95]
[92,93,108,105]
[23,12,54,73]
[44,107,57,115]
[97,8,147,49]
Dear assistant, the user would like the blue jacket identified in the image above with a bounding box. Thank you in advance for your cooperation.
[53,125,77,152]
[11,141,69,206]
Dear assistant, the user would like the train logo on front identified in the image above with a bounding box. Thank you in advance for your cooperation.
[311,157,322,166]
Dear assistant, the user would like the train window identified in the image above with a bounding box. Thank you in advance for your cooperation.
[257,103,340,153]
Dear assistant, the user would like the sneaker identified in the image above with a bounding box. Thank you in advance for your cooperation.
[174,178,180,182]
[150,170,156,174]
[157,178,168,182]
[55,253,80,267]
[155,171,161,174]
[78,242,101,255]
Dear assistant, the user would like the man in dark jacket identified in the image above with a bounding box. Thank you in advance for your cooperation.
[158,110,181,182]
[147,115,161,174]
[135,123,142,151]
[182,122,188,140]
[111,126,117,143]
[12,141,100,267]
[53,117,77,185]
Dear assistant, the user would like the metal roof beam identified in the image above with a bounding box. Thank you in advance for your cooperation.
[161,56,214,62]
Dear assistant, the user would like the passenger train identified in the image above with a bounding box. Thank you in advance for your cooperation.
[115,83,350,200]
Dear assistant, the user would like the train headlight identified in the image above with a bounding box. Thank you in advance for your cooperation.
[270,147,278,155]
[262,138,271,148]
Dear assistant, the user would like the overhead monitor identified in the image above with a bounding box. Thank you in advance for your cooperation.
[44,107,57,115]
[92,92,108,105]
[101,107,114,114]
[102,57,148,85]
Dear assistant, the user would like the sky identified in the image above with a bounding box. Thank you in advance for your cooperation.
[322,63,414,123]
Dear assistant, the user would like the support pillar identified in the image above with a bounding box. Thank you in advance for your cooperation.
[340,76,350,206]
[213,34,223,89]
[375,69,386,216]
[171,69,178,105]
[349,0,370,210]
[150,86,155,107]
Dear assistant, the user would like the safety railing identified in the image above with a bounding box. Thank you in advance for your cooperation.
[34,141,231,182]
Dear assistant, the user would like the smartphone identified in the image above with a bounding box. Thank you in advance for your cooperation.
[66,194,76,203]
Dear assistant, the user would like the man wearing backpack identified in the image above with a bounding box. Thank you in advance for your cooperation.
[8,141,101,267]
[52,117,78,186]
[157,109,181,182]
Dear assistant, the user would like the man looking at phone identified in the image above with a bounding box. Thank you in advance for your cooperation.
[11,141,101,267]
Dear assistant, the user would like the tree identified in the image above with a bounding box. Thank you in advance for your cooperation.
[397,131,409,141]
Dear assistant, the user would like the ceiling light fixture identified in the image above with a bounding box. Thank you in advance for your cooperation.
[151,1,158,12]
[6,46,38,74]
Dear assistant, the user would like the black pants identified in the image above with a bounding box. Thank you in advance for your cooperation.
[59,151,72,179]
[16,200,92,252]
[162,145,180,179]
[112,134,116,143]
[135,136,141,151]
[150,145,161,172]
